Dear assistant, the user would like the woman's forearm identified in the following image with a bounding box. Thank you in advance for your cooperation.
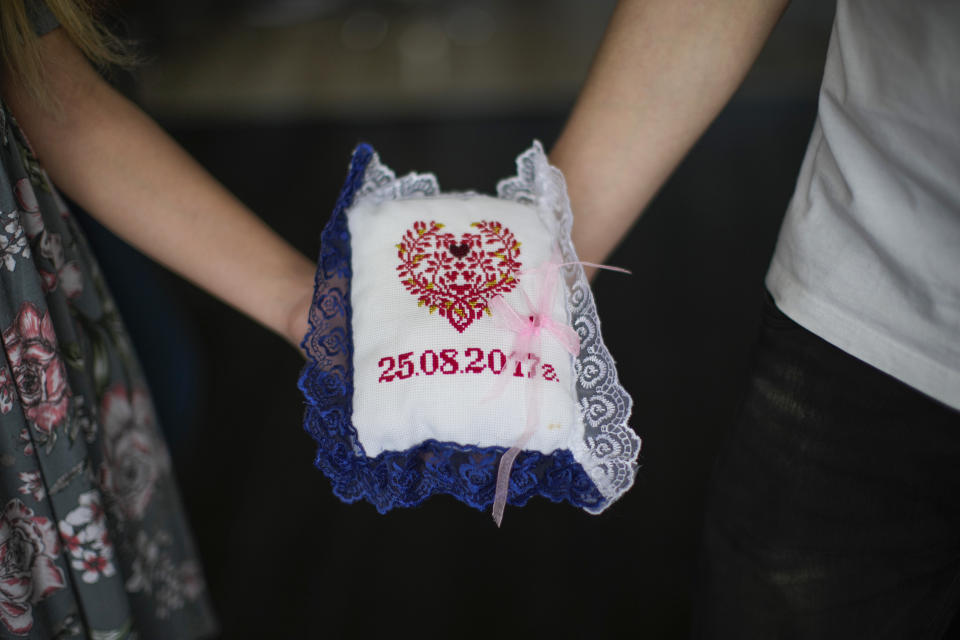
[2,29,314,349]
[551,0,790,273]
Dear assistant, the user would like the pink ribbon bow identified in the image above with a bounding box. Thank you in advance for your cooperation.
[487,252,629,526]
[488,263,581,361]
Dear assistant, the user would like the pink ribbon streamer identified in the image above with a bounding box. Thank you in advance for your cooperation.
[487,253,629,526]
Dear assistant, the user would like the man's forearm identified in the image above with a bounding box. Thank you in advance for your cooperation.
[551,0,790,272]
[2,30,315,348]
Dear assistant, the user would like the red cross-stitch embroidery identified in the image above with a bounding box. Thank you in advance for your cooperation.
[396,220,522,333]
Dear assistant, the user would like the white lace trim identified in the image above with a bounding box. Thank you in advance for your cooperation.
[356,155,440,203]
[355,142,640,513]
[498,142,640,512]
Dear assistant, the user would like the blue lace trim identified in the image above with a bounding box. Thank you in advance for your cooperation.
[297,144,606,514]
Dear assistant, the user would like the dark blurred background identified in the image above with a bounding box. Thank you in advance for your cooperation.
[85,1,837,636]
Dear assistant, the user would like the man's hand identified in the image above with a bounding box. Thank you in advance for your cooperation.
[551,0,791,273]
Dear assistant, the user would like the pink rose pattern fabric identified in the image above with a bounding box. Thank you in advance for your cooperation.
[99,386,169,521]
[0,499,66,635]
[0,95,215,639]
[2,302,70,443]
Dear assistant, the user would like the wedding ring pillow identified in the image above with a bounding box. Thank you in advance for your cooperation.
[298,142,640,524]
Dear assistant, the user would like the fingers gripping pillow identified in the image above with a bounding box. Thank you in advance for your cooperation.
[299,142,640,524]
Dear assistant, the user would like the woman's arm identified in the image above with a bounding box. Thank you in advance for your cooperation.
[1,29,315,350]
[551,0,791,277]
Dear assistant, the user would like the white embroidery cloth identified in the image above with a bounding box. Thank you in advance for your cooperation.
[349,196,581,456]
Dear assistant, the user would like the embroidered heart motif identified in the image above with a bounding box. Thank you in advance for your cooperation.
[397,220,522,333]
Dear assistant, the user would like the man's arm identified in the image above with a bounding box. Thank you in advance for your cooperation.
[551,0,790,276]
[1,29,315,350]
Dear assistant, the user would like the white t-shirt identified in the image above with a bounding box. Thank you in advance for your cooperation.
[766,0,960,410]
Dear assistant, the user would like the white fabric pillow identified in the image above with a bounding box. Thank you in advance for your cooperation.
[300,142,640,516]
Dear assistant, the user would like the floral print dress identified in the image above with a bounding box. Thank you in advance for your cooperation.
[0,96,217,637]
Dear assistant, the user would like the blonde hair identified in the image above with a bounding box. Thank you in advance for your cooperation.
[0,0,133,106]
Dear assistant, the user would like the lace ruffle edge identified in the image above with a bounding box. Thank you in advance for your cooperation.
[298,144,608,514]
[497,142,641,513]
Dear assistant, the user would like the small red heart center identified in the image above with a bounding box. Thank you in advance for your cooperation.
[448,242,470,258]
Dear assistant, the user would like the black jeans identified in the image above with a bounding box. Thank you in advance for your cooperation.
[693,294,960,638]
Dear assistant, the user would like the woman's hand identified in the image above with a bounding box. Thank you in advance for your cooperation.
[2,28,317,352]
[284,285,314,357]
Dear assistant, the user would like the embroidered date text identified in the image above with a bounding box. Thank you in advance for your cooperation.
[377,348,559,383]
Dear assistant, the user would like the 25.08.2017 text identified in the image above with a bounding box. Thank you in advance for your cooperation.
[377,347,559,383]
